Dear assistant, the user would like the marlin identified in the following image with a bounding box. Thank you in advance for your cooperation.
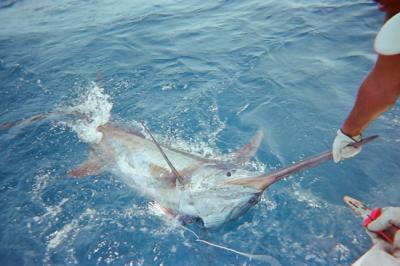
[66,122,377,228]
[2,113,377,228]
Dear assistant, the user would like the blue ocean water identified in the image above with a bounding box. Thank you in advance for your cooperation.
[1,0,399,265]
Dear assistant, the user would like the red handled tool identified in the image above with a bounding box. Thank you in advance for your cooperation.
[344,196,399,244]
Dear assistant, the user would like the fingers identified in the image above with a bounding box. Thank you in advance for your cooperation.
[368,215,391,232]
[333,149,341,163]
[368,207,400,231]
[366,229,380,243]
[367,207,400,248]
[332,129,362,163]
[341,146,362,159]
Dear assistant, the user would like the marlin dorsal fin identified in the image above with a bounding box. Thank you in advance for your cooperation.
[140,122,186,185]
[231,130,263,165]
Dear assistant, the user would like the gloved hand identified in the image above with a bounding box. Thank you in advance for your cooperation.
[367,207,400,248]
[332,129,362,163]
[358,207,400,265]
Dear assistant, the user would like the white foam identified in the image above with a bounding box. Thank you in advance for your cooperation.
[41,198,69,222]
[333,243,350,262]
[291,180,324,209]
[166,136,226,160]
[62,82,112,144]
[44,208,96,264]
[32,172,52,202]
[47,222,76,250]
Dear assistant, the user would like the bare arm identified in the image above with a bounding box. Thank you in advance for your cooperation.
[341,54,400,137]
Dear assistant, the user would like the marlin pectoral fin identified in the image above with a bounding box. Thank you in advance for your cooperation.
[149,163,180,188]
[68,153,102,178]
[149,164,170,177]
[231,130,263,165]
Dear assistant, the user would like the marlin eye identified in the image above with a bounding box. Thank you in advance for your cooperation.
[226,172,231,177]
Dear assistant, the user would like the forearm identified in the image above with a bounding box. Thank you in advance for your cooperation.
[342,55,400,137]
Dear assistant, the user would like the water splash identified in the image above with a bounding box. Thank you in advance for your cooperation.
[62,82,112,144]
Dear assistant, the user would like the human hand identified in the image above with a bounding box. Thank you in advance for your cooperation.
[367,207,400,248]
[332,129,362,163]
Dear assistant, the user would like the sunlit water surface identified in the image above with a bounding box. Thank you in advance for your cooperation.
[1,0,399,265]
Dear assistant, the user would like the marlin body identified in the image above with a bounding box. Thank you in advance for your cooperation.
[67,123,377,228]
[1,112,377,228]
[70,124,264,227]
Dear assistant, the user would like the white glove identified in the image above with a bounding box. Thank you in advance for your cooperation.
[367,207,400,248]
[332,129,362,163]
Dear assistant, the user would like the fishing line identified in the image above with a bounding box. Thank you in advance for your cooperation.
[179,224,279,264]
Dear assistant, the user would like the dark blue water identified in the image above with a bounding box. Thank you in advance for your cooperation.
[1,0,399,265]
